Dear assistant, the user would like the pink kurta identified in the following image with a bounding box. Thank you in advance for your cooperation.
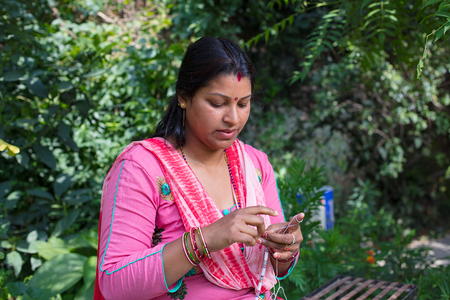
[97,142,296,300]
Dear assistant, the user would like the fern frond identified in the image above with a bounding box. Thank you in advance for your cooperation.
[290,8,346,83]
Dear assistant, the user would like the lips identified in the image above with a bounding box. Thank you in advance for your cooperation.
[216,129,237,139]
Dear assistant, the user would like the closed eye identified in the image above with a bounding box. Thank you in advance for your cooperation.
[209,101,223,108]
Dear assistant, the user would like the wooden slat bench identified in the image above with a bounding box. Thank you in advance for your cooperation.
[300,275,418,300]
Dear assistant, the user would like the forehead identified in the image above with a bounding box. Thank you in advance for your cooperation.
[201,75,251,93]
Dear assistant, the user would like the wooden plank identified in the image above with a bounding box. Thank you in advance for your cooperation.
[324,278,364,300]
[386,284,410,300]
[354,281,387,300]
[372,282,398,300]
[304,276,352,299]
[401,285,419,300]
[340,279,374,300]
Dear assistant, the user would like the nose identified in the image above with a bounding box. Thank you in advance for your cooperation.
[223,104,239,125]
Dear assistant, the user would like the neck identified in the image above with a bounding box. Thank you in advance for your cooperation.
[181,139,225,168]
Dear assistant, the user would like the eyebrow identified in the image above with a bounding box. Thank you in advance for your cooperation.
[208,93,252,100]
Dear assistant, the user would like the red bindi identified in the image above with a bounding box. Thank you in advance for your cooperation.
[237,72,241,82]
[234,97,238,101]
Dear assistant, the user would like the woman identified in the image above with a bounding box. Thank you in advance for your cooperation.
[94,37,304,300]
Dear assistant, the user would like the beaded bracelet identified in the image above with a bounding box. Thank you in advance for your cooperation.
[197,227,211,259]
[268,248,299,264]
[182,232,200,265]
[190,227,203,262]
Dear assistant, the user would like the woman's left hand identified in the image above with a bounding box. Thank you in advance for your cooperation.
[258,212,304,261]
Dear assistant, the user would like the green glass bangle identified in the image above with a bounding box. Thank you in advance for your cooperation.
[184,232,200,264]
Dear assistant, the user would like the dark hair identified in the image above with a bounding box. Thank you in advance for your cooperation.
[152,36,256,147]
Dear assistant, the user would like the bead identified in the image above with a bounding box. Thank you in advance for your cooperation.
[223,209,230,216]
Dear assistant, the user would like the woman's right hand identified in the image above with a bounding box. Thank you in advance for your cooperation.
[201,205,279,253]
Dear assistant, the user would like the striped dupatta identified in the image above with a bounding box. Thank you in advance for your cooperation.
[94,137,276,299]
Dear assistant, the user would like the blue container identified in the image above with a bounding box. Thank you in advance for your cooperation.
[320,186,335,230]
[297,186,335,230]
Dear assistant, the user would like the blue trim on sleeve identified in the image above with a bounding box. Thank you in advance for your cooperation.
[274,175,286,222]
[275,253,299,280]
[98,160,184,293]
[100,160,126,273]
[162,243,184,292]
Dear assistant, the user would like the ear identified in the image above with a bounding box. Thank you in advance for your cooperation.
[177,95,187,107]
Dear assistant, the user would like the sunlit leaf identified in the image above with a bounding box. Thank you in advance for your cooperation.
[83,256,97,288]
[36,237,70,260]
[28,253,87,297]
[83,69,106,78]
[31,257,42,271]
[6,251,23,277]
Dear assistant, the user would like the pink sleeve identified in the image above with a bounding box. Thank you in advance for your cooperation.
[98,159,182,300]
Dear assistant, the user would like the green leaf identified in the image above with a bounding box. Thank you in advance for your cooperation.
[424,0,443,7]
[16,240,38,254]
[83,256,97,288]
[28,253,87,297]
[52,210,80,237]
[23,286,51,300]
[57,122,79,151]
[0,181,12,199]
[289,14,294,25]
[58,81,74,92]
[54,173,71,198]
[6,282,28,297]
[0,252,4,259]
[74,100,90,118]
[83,69,106,78]
[5,191,21,210]
[436,11,450,18]
[32,145,56,169]
[444,22,450,34]
[27,230,38,243]
[36,237,70,260]
[2,69,26,81]
[30,257,42,271]
[74,281,95,300]
[417,58,424,79]
[28,189,55,201]
[6,251,23,277]
[26,78,48,99]
[361,0,372,10]
[281,19,287,30]
[435,27,445,41]
[265,29,270,43]
[15,152,30,167]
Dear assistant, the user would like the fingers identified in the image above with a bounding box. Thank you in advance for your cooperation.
[261,231,303,250]
[240,205,279,217]
[290,212,305,225]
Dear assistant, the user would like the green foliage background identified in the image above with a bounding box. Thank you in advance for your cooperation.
[1,0,449,299]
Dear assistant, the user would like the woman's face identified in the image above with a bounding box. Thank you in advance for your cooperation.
[181,74,252,151]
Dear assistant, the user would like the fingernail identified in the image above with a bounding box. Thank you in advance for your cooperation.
[275,253,280,259]
[263,232,267,238]
[274,210,279,215]
[257,238,262,244]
